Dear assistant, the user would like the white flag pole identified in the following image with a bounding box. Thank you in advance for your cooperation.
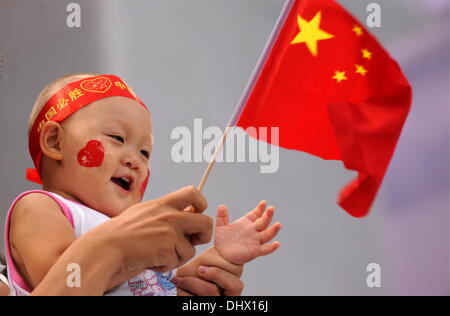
[195,0,296,194]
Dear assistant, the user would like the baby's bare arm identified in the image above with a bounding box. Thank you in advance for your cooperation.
[10,193,137,292]
[10,194,77,289]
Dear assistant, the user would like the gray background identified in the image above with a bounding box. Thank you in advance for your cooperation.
[0,0,448,295]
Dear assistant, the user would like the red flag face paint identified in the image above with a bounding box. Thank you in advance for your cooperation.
[77,140,105,168]
[140,169,150,199]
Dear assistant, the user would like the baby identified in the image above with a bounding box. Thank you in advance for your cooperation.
[4,73,282,296]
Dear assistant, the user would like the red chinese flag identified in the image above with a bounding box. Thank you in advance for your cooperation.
[235,0,412,217]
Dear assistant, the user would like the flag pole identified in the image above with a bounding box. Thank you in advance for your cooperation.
[194,0,295,195]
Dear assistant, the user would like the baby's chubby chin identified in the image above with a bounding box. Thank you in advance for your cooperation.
[68,183,140,218]
[92,194,138,218]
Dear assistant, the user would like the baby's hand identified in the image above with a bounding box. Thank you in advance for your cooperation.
[214,201,282,265]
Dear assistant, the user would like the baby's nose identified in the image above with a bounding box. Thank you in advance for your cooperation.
[123,154,140,170]
[125,160,138,170]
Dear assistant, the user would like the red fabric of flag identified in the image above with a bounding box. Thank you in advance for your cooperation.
[236,0,412,217]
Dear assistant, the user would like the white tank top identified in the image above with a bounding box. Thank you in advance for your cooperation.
[4,190,177,296]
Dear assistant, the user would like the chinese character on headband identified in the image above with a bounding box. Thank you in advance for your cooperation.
[115,81,128,90]
[68,88,85,101]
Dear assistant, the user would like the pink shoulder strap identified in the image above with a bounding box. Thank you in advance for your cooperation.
[4,190,74,293]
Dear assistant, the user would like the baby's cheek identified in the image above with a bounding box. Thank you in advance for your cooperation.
[77,140,105,167]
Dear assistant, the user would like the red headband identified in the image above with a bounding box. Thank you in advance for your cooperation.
[27,74,149,186]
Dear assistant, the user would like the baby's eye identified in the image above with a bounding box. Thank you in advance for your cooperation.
[109,135,125,143]
[141,150,150,159]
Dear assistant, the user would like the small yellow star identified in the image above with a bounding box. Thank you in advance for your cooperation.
[332,71,348,83]
[352,25,364,36]
[362,48,373,60]
[291,11,334,57]
[355,64,368,76]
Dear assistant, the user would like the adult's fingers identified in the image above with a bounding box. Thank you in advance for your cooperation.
[177,212,213,245]
[174,233,197,266]
[161,186,208,213]
[197,266,244,296]
[176,287,194,296]
[173,276,221,296]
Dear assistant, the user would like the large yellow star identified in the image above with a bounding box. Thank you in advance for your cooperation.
[291,11,334,57]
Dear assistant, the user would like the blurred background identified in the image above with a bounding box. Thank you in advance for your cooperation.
[0,0,448,295]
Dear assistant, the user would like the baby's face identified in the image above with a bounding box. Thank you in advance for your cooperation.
[58,96,152,217]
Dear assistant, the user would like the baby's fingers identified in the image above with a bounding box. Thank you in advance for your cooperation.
[216,205,229,227]
[254,206,275,232]
[245,200,266,222]
[260,222,282,244]
[260,242,281,256]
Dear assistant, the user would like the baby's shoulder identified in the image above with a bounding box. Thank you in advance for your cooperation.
[11,191,65,224]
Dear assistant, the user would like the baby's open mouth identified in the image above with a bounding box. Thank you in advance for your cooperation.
[111,177,131,191]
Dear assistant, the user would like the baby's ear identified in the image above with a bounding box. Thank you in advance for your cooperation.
[39,121,64,161]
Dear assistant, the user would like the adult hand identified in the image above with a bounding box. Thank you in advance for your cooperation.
[109,186,212,273]
[109,186,212,272]
[175,247,244,296]
[32,186,212,296]
[174,267,244,296]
